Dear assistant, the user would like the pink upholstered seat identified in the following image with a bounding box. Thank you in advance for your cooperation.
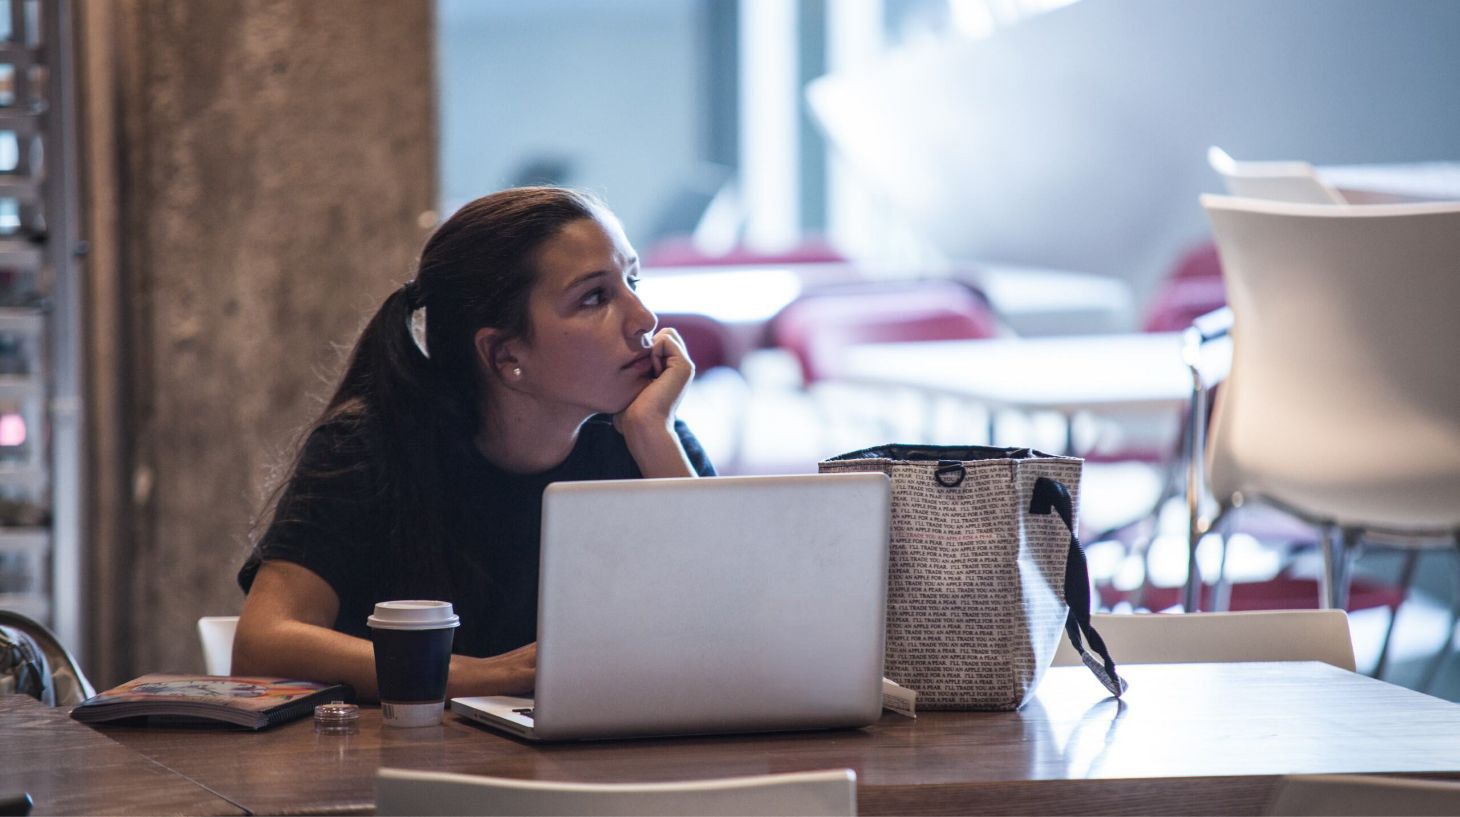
[769,281,1000,385]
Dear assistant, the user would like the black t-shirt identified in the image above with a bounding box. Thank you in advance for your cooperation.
[237,414,715,658]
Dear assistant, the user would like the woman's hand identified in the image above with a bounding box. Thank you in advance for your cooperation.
[614,327,694,434]
[449,642,537,698]
[613,327,699,478]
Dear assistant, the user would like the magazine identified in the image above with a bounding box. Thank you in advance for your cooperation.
[70,673,354,730]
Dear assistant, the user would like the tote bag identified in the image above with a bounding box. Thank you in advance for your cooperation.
[821,444,1125,710]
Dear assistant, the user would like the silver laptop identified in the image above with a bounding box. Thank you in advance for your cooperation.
[451,472,890,741]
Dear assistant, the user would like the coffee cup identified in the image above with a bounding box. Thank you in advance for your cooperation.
[367,600,460,728]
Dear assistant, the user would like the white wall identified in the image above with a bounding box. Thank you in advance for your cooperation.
[437,0,701,243]
[810,0,1460,313]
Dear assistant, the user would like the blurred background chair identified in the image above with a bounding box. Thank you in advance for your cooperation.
[768,280,1001,450]
[0,610,94,706]
[375,767,857,817]
[1208,146,1348,205]
[654,312,752,474]
[197,615,239,676]
[1141,241,1228,335]
[1189,196,1460,683]
[771,280,1002,385]
[1051,610,1356,671]
[1265,774,1460,816]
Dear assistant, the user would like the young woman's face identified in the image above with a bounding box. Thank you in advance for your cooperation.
[508,214,658,415]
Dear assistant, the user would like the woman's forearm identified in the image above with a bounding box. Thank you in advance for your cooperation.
[233,618,532,701]
[234,618,383,700]
[621,419,696,478]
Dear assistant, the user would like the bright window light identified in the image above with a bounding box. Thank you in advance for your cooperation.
[0,412,25,447]
[950,0,1080,39]
[637,268,803,324]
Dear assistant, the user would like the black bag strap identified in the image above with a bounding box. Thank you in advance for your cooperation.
[1029,477,1127,698]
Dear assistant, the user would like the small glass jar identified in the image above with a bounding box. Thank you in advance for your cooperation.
[313,700,360,735]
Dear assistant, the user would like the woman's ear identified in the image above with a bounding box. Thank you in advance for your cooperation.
[473,327,523,382]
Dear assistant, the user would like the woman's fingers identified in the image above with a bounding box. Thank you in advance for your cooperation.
[650,327,690,377]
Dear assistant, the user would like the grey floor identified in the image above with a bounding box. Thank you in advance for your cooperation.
[1352,549,1460,702]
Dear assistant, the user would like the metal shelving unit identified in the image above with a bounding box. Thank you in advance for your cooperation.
[0,0,82,648]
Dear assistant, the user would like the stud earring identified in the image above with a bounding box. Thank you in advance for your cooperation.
[512,367,522,378]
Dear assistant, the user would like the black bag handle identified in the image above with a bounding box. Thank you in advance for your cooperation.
[1029,477,1127,698]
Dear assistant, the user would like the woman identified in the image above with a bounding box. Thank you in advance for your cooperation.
[233,188,714,699]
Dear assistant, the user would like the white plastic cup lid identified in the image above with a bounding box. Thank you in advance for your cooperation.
[367,600,461,631]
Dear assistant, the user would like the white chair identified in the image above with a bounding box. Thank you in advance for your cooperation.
[1183,197,1460,684]
[374,767,857,817]
[197,615,239,676]
[1266,774,1460,816]
[1194,197,1460,605]
[1208,146,1348,205]
[1052,610,1356,671]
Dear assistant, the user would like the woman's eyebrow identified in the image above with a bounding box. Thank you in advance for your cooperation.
[564,259,640,292]
[563,270,608,292]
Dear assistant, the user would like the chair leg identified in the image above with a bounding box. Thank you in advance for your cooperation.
[1212,510,1235,612]
[1418,533,1460,693]
[1339,528,1362,609]
[1372,548,1420,680]
[1320,526,1361,610]
[1183,505,1233,612]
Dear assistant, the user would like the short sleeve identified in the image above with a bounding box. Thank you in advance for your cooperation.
[237,418,384,614]
[673,419,717,477]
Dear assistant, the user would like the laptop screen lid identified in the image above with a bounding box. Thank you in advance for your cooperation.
[531,472,890,741]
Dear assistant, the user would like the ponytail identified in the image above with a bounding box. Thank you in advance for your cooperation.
[253,186,606,599]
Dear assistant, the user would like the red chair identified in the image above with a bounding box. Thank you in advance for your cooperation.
[768,280,1000,386]
[651,312,752,474]
[764,281,1001,458]
[1142,241,1227,333]
[654,312,734,373]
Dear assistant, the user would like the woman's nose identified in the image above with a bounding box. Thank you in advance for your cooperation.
[627,288,657,343]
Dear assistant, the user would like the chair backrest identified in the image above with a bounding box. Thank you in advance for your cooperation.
[654,312,734,372]
[1207,146,1348,205]
[1051,610,1356,672]
[770,281,1000,384]
[197,616,239,676]
[375,767,857,817]
[1266,774,1460,816]
[0,610,95,706]
[1201,196,1460,530]
[1142,241,1228,333]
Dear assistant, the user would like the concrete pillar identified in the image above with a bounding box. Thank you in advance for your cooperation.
[79,0,436,683]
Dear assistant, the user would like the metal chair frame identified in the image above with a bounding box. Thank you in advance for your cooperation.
[1183,307,1460,686]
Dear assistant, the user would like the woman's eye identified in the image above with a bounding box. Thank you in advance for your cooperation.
[627,275,642,291]
[581,288,606,307]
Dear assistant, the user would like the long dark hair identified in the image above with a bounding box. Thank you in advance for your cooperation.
[255,187,605,597]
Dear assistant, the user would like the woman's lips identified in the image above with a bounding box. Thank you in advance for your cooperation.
[622,352,652,371]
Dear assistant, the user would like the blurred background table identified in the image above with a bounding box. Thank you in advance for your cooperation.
[1319,162,1460,203]
[829,332,1231,453]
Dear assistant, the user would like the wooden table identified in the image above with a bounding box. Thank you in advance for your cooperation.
[86,662,1460,816]
[0,695,243,816]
